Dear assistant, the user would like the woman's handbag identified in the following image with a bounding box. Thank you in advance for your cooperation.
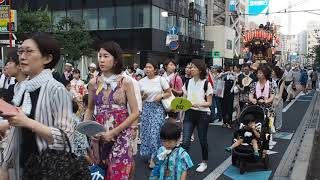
[160,77,175,112]
[161,93,175,112]
[23,129,91,180]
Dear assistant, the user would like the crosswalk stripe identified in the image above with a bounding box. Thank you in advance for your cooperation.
[203,156,232,180]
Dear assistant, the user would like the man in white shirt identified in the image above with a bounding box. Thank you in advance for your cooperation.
[283,64,295,101]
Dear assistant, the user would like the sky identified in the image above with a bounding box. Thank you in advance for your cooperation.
[248,0,320,35]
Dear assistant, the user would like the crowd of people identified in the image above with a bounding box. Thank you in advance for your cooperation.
[0,32,318,180]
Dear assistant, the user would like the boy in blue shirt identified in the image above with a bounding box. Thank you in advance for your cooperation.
[150,123,193,180]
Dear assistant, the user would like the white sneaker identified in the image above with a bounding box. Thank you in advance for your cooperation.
[269,140,277,146]
[196,162,207,173]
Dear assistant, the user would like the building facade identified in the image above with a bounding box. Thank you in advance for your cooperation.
[205,0,247,66]
[307,21,320,54]
[297,30,307,64]
[13,0,208,67]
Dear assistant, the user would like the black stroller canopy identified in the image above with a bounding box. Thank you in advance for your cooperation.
[239,105,266,125]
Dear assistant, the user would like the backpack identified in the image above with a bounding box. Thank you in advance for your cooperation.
[185,79,209,101]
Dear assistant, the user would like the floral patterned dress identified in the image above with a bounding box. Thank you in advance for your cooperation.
[92,76,133,180]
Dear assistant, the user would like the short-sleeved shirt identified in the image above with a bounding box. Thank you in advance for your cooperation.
[122,72,142,112]
[151,146,193,180]
[139,76,169,102]
[170,75,183,92]
[182,78,213,112]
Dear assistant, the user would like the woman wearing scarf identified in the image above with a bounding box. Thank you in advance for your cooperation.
[84,41,139,179]
[0,33,74,179]
[249,64,275,109]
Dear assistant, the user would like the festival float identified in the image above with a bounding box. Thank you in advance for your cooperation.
[243,23,280,65]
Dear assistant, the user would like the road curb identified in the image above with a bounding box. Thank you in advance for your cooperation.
[290,128,315,180]
[273,92,319,180]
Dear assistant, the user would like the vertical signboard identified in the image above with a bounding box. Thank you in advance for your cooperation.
[0,5,9,32]
[248,0,269,16]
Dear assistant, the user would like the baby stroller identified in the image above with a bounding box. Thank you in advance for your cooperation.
[230,104,271,174]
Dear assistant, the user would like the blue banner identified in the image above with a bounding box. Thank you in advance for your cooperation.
[229,0,236,12]
[249,0,269,16]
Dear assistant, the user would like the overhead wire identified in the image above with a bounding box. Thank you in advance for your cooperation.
[237,9,320,16]
[274,0,312,13]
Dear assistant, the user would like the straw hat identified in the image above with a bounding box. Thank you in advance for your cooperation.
[65,62,73,67]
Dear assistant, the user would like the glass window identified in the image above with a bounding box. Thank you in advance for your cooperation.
[152,6,160,29]
[200,23,204,40]
[67,9,82,23]
[83,9,98,30]
[134,5,150,28]
[195,22,200,39]
[52,10,66,25]
[187,19,193,37]
[177,0,188,15]
[227,40,232,50]
[99,7,115,30]
[160,8,176,32]
[168,15,176,28]
[116,6,132,29]
[159,9,168,31]
[178,17,186,35]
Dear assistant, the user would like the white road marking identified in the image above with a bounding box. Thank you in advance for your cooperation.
[282,92,303,112]
[297,99,312,102]
[204,156,232,180]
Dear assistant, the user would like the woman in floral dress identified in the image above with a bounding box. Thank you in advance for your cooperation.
[84,41,139,180]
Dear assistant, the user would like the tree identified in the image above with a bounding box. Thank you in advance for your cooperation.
[313,41,320,67]
[54,17,94,65]
[17,5,51,39]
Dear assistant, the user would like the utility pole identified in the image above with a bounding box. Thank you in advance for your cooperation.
[288,0,292,65]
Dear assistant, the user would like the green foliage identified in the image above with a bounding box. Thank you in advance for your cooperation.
[54,17,94,65]
[17,5,51,39]
[17,7,94,65]
[313,41,320,67]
